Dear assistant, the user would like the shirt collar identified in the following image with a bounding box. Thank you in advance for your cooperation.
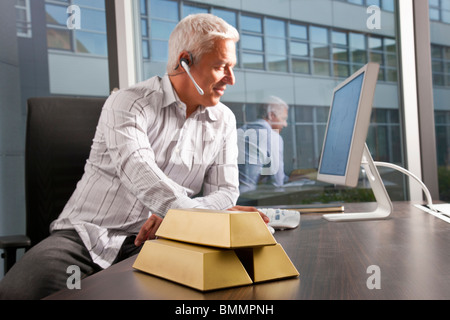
[161,74,219,122]
[161,74,179,108]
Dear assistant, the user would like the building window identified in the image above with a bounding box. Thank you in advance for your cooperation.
[310,26,330,76]
[141,0,397,82]
[431,44,450,87]
[435,110,450,167]
[336,0,395,12]
[16,0,32,38]
[45,0,107,56]
[265,18,288,72]
[430,0,450,24]
[241,14,264,70]
[290,23,310,74]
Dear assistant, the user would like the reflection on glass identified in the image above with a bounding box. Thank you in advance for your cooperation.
[243,53,264,69]
[333,47,348,61]
[290,24,307,40]
[150,0,178,20]
[80,9,106,32]
[267,55,287,72]
[333,62,349,78]
[183,4,208,17]
[75,31,107,56]
[266,38,286,55]
[241,15,262,33]
[134,0,405,205]
[151,20,177,39]
[45,4,67,25]
[47,28,71,50]
[310,26,328,44]
[311,43,329,60]
[73,0,104,9]
[265,18,285,37]
[151,40,169,62]
[313,60,330,76]
[291,42,308,57]
[332,31,347,46]
[213,8,236,27]
[292,58,309,74]
[429,0,450,200]
[242,34,263,51]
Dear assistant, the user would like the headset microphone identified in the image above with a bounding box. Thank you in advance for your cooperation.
[180,58,204,96]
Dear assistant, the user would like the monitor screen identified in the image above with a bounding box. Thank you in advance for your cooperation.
[319,72,364,177]
[317,62,379,187]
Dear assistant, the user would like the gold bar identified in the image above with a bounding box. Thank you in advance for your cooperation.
[132,239,253,291]
[155,208,276,248]
[235,244,299,283]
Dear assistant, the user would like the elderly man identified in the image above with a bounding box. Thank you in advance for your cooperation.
[0,13,267,300]
[238,96,290,193]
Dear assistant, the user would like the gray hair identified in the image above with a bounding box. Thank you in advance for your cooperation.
[167,13,240,73]
[259,96,289,119]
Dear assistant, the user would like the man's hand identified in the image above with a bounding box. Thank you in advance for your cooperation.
[228,205,270,224]
[135,214,163,246]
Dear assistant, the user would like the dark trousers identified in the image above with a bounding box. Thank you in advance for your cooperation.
[0,230,141,300]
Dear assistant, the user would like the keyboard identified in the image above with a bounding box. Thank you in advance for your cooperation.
[258,208,301,230]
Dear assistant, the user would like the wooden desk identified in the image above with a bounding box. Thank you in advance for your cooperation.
[46,202,450,300]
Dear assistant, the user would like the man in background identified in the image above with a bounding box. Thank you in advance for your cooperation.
[238,96,289,193]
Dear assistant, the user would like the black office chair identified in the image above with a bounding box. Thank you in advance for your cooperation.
[0,96,105,274]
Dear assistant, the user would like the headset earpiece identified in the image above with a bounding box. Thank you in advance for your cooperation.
[175,52,204,95]
[179,57,190,70]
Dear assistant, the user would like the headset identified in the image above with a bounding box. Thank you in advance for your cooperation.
[176,53,204,96]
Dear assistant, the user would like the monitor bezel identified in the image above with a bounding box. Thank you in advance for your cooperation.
[317,62,380,188]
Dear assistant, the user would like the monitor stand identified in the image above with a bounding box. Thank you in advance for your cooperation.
[323,144,393,222]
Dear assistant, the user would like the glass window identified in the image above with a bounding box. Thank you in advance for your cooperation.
[241,15,262,33]
[151,20,177,39]
[47,28,71,51]
[44,0,109,95]
[242,34,263,51]
[0,0,110,266]
[266,37,286,55]
[265,18,285,37]
[292,58,310,74]
[290,24,307,40]
[16,0,32,37]
[242,53,264,69]
[73,0,104,9]
[45,4,68,26]
[291,42,308,57]
[310,26,328,44]
[429,2,450,200]
[77,8,106,32]
[151,39,169,62]
[332,31,347,46]
[75,31,107,56]
[150,0,178,20]
[265,18,287,72]
[133,0,405,206]
[182,4,208,17]
[212,8,237,27]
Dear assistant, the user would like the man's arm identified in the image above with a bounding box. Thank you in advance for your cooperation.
[192,113,240,210]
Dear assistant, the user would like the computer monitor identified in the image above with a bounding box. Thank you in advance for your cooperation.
[317,62,393,221]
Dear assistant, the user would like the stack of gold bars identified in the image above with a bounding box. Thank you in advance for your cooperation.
[133,208,299,291]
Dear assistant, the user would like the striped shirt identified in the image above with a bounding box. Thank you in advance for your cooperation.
[50,74,240,268]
